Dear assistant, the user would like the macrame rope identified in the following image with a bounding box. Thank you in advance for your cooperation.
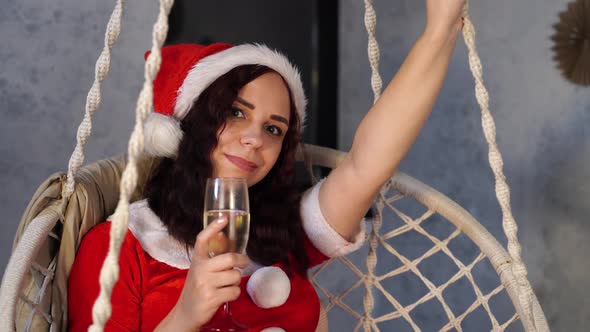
[364,0,383,103]
[460,9,537,331]
[363,0,383,330]
[88,0,175,330]
[62,0,125,201]
[360,1,537,330]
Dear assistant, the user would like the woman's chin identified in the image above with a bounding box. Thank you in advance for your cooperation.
[212,171,252,184]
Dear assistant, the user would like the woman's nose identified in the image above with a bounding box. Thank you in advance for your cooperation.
[240,127,263,148]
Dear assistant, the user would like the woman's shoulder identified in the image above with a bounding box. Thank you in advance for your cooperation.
[78,221,112,251]
[77,220,141,259]
[79,200,153,249]
[69,218,146,331]
[82,221,112,239]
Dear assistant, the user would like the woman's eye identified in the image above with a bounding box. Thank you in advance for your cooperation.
[230,107,245,118]
[266,125,283,136]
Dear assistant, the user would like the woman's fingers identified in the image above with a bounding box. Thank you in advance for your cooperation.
[210,269,243,287]
[193,218,250,267]
[214,285,242,303]
[172,218,249,329]
[207,252,250,272]
[194,217,228,260]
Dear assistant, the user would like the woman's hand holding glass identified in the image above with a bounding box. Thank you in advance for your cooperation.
[155,218,250,331]
[200,177,251,331]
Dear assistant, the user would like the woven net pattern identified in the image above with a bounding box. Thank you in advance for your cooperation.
[310,179,523,332]
[13,222,62,332]
[19,260,57,330]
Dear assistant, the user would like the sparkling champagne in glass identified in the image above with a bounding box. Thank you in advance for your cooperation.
[204,209,250,257]
[200,178,250,332]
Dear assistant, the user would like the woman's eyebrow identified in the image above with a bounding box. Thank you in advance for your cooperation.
[236,97,255,109]
[271,115,289,126]
[237,96,289,125]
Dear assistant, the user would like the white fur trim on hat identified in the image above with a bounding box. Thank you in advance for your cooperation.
[175,44,307,126]
[143,112,183,157]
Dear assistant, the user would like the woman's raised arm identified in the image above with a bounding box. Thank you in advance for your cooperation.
[318,0,466,241]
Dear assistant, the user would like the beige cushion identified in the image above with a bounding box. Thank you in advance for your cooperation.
[13,155,158,331]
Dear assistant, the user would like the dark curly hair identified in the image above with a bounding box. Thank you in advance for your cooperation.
[145,64,309,275]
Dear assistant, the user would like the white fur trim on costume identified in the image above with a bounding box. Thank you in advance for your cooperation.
[124,199,264,274]
[124,200,191,269]
[124,181,366,271]
[261,328,286,332]
[247,266,291,309]
[143,112,183,157]
[300,179,367,257]
[175,44,307,126]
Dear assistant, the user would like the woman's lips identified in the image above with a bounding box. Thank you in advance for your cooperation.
[225,154,258,172]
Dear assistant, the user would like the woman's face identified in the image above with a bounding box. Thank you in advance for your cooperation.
[210,72,292,186]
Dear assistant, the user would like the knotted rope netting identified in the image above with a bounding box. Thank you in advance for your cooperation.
[306,1,547,331]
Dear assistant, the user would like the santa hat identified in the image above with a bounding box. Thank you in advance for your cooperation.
[143,43,307,157]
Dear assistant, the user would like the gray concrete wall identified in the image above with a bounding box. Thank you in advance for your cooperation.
[2,0,589,331]
[1,0,154,270]
[339,0,589,330]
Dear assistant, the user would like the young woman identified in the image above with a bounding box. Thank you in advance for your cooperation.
[68,1,466,331]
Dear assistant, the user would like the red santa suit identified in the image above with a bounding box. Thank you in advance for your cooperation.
[68,179,366,331]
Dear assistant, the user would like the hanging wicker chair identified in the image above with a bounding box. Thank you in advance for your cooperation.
[0,145,550,331]
[0,0,550,331]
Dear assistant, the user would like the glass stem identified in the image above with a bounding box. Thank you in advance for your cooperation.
[224,302,230,317]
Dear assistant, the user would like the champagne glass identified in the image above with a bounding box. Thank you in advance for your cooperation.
[200,177,250,332]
